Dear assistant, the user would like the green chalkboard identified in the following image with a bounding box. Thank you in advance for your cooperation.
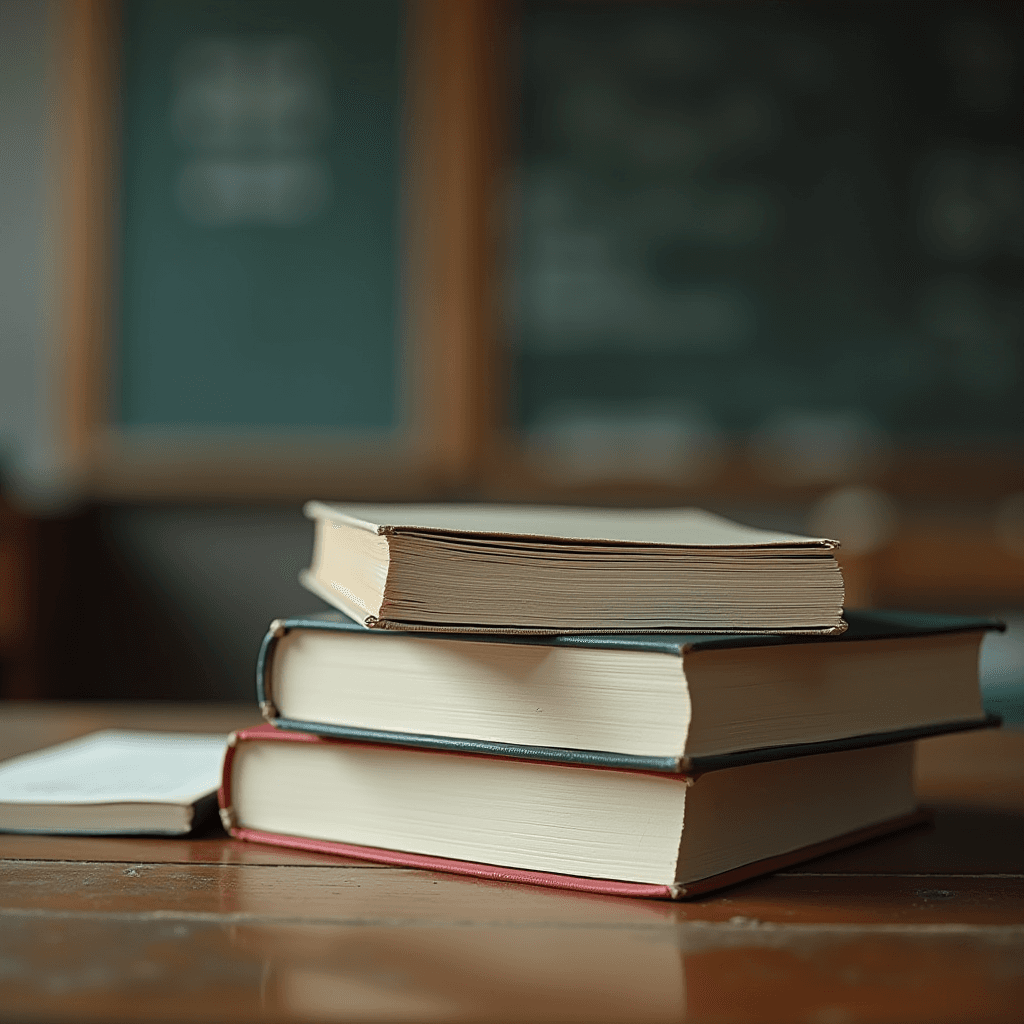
[118,0,404,430]
[513,2,1024,446]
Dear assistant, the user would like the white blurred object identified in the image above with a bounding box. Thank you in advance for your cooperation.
[522,226,755,353]
[526,403,723,485]
[173,37,332,226]
[0,730,228,835]
[980,615,1024,688]
[177,158,331,225]
[994,492,1024,556]
[979,613,1024,725]
[806,486,898,556]
[174,38,328,153]
[749,410,892,485]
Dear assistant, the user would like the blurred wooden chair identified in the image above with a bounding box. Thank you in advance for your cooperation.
[0,497,38,699]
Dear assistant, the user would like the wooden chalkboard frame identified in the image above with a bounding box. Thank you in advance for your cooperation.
[53,0,505,500]
[467,0,1023,610]
[43,0,1024,614]
[476,4,1024,495]
[50,0,1023,556]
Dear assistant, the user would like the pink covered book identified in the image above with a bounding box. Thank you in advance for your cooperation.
[219,725,925,900]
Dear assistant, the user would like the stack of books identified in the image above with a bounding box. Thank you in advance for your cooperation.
[218,503,999,899]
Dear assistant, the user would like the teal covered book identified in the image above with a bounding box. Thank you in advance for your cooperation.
[257,610,1001,774]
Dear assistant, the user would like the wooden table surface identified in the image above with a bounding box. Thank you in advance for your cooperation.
[1,703,1022,1024]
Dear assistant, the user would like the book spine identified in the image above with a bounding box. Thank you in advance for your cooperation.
[216,731,238,833]
[255,621,285,720]
[219,727,323,830]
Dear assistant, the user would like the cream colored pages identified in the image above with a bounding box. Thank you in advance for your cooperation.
[304,502,836,549]
[0,730,228,806]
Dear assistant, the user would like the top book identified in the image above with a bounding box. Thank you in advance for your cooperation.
[301,502,845,635]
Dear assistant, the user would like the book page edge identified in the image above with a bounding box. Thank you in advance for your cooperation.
[299,570,376,629]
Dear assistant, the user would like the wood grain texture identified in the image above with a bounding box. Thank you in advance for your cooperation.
[0,831,385,868]
[2,860,1023,927]
[4,805,1020,876]
[403,0,507,488]
[915,729,1024,812]
[0,505,37,698]
[89,437,439,503]
[2,917,1021,1024]
[1,704,1022,1022]
[53,0,118,477]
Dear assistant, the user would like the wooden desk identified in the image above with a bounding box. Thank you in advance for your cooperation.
[1,703,1022,1023]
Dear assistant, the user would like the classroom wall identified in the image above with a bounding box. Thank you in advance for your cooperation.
[0,1,1020,718]
[0,0,65,507]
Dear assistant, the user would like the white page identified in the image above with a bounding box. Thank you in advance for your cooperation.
[306,502,835,548]
[0,730,228,805]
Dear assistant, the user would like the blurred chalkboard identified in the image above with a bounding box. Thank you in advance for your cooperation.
[512,2,1024,465]
[118,0,403,430]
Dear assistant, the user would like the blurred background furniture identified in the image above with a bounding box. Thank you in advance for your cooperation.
[0,0,1021,703]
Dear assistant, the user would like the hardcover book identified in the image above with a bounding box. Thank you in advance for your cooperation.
[301,501,846,635]
[219,725,924,900]
[258,610,1000,774]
